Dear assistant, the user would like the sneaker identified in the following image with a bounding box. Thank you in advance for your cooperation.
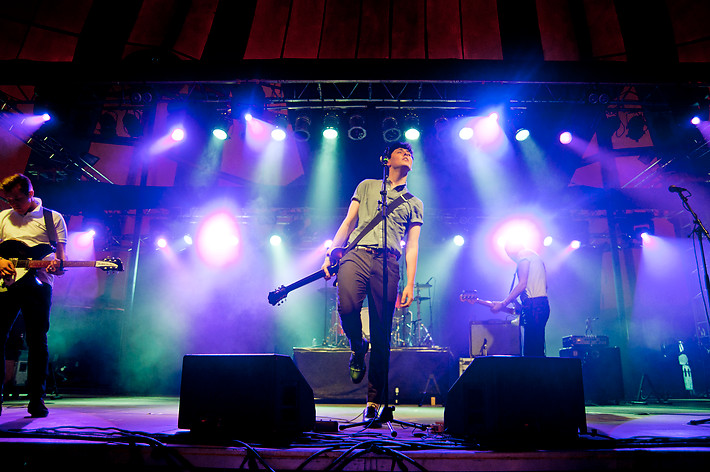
[364,404,379,420]
[349,340,369,384]
[28,399,49,418]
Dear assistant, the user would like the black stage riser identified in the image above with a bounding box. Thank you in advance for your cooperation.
[293,348,455,404]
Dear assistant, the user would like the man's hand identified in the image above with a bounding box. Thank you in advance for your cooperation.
[400,286,414,308]
[0,257,16,277]
[322,257,333,280]
[46,258,65,276]
[490,301,505,313]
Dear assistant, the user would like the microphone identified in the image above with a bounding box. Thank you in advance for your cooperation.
[379,148,389,164]
[668,185,688,193]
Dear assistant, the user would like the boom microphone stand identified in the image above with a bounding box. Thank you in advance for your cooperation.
[340,149,427,436]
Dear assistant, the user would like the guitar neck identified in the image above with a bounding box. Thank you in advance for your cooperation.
[13,260,103,269]
[282,269,329,294]
[461,293,516,315]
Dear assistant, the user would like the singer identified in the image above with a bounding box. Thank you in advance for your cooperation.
[321,142,423,420]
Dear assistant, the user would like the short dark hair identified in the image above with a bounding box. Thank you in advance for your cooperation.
[387,142,414,160]
[1,173,32,195]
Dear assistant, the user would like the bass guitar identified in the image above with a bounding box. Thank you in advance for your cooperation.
[459,290,518,315]
[268,247,345,306]
[0,240,123,292]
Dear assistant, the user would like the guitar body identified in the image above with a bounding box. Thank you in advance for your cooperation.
[0,239,123,293]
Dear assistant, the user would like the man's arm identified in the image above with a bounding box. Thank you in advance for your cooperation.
[399,223,421,308]
[321,200,360,279]
[491,259,530,312]
[47,242,67,275]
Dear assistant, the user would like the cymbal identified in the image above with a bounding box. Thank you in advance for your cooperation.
[412,296,430,302]
[415,282,432,288]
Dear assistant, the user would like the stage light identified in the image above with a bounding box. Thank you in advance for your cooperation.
[270,234,282,246]
[626,114,647,141]
[691,116,701,125]
[184,234,193,245]
[559,131,572,144]
[515,128,530,142]
[122,112,143,137]
[156,237,168,249]
[403,113,421,141]
[244,112,253,121]
[324,239,333,250]
[570,240,581,249]
[294,115,312,141]
[459,127,474,140]
[347,114,366,140]
[382,116,401,142]
[171,128,185,141]
[270,114,289,141]
[453,235,465,246]
[41,113,51,122]
[543,236,553,247]
[488,112,499,122]
[323,112,340,139]
[212,116,231,140]
[98,113,117,137]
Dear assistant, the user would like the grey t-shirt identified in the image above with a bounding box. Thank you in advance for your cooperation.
[347,179,423,257]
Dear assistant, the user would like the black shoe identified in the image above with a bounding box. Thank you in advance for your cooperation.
[349,340,369,384]
[28,399,49,418]
[364,405,378,420]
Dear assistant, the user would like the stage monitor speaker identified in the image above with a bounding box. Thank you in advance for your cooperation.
[178,354,315,440]
[445,356,586,446]
[470,321,520,357]
[560,346,624,404]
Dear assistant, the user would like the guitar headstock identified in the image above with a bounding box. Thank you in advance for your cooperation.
[459,289,478,302]
[268,285,287,306]
[98,257,124,272]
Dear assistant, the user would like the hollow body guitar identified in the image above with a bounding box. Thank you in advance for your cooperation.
[0,240,123,292]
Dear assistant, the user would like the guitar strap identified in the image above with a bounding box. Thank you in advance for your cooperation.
[43,208,58,252]
[344,192,414,251]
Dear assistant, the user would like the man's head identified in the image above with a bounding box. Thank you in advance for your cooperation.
[503,240,526,262]
[1,173,35,214]
[385,142,414,173]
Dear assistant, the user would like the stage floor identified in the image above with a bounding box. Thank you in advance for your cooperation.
[1,395,710,470]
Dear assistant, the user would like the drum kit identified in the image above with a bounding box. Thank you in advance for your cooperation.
[321,279,435,348]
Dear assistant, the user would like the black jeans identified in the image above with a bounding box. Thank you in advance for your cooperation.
[521,296,550,357]
[0,279,52,401]
[337,248,399,404]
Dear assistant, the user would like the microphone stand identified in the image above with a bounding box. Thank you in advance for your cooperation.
[340,152,427,436]
[674,189,710,425]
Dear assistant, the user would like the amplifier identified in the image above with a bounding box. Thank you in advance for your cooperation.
[562,335,609,348]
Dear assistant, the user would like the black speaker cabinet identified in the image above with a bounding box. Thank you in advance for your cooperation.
[178,354,315,440]
[560,346,624,405]
[445,356,586,445]
[470,321,521,357]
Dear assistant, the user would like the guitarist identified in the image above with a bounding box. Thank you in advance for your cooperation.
[321,142,423,421]
[0,174,67,417]
[491,241,549,357]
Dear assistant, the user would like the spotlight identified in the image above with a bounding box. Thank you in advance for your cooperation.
[212,116,231,140]
[293,115,312,141]
[626,114,647,141]
[244,112,253,121]
[570,240,581,249]
[41,113,51,122]
[271,114,289,141]
[434,116,448,141]
[347,114,367,140]
[184,234,193,245]
[543,236,553,247]
[269,235,282,246]
[171,127,185,141]
[691,116,701,125]
[453,235,465,246]
[515,128,530,142]
[459,127,474,140]
[403,112,420,140]
[559,131,572,144]
[156,237,168,249]
[123,112,143,137]
[323,112,340,139]
[98,113,117,137]
[382,116,401,142]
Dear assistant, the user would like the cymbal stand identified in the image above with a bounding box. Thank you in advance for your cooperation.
[411,286,433,347]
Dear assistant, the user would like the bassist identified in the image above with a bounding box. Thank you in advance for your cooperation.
[0,174,67,417]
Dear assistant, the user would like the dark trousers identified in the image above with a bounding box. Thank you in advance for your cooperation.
[337,248,399,404]
[0,280,52,401]
[521,296,550,357]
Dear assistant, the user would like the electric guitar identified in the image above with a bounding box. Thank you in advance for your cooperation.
[268,247,345,306]
[0,240,123,292]
[459,290,518,315]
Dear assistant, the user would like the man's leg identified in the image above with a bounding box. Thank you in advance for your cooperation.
[0,293,22,414]
[20,283,51,417]
[337,251,370,383]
